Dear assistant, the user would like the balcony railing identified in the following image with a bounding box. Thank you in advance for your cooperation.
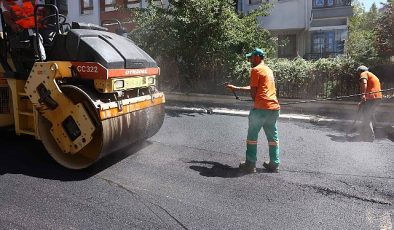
[304,52,344,60]
[312,0,351,8]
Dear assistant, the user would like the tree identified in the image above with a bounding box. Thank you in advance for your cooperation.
[345,1,380,64]
[375,0,394,60]
[129,0,274,91]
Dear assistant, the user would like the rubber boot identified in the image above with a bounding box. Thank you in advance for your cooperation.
[263,161,279,173]
[239,160,256,173]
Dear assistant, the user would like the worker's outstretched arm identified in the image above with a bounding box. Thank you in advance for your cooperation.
[359,78,367,101]
[226,84,256,100]
[226,85,251,92]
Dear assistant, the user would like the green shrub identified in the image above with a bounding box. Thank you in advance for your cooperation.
[262,57,359,99]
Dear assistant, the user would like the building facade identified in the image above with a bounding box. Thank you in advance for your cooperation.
[0,0,351,59]
[238,0,352,59]
[65,0,168,32]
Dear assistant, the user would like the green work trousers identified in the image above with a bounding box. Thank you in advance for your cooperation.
[360,99,382,140]
[246,108,280,165]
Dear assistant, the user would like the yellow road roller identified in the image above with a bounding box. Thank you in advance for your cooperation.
[0,6,165,169]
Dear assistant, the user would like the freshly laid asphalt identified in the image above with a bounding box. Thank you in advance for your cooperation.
[0,99,392,229]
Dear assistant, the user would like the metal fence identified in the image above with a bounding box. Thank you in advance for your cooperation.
[158,59,393,101]
[276,72,359,101]
[276,64,394,101]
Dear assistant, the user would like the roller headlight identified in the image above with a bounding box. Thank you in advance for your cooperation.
[148,77,155,85]
[113,80,124,90]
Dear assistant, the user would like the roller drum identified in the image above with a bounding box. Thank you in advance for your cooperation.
[38,85,165,169]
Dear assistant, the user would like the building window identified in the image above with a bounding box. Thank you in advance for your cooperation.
[314,0,324,7]
[313,0,351,8]
[311,30,346,56]
[125,0,166,9]
[249,0,262,5]
[104,0,116,11]
[312,32,328,53]
[151,0,164,7]
[278,34,297,58]
[336,30,347,53]
[126,0,141,8]
[336,0,351,6]
[81,0,93,14]
[153,0,163,6]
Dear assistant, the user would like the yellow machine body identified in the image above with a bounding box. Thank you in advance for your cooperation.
[0,60,165,169]
[0,77,14,127]
[94,75,157,93]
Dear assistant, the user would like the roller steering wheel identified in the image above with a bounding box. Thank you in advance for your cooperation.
[40,13,67,30]
[39,14,67,46]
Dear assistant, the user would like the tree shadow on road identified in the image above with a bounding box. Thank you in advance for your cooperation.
[0,128,151,181]
[188,160,271,178]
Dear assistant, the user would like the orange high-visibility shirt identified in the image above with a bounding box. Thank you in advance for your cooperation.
[250,63,280,110]
[360,71,382,100]
[1,0,44,29]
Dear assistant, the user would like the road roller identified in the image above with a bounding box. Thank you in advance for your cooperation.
[0,5,165,169]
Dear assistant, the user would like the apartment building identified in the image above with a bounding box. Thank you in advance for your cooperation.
[238,0,352,59]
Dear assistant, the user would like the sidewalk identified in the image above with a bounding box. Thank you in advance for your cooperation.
[163,91,394,139]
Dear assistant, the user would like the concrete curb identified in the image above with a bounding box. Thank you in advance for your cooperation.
[163,92,394,121]
[163,92,394,140]
[163,91,393,125]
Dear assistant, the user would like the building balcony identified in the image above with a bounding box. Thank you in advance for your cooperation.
[310,18,348,28]
[312,0,352,19]
[312,0,351,9]
[259,0,307,30]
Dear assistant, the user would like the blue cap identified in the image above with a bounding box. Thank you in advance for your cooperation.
[245,48,265,58]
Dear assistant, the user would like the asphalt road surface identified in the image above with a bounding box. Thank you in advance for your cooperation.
[0,110,393,229]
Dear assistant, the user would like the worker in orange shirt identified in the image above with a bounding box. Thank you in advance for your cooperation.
[1,0,46,71]
[226,48,281,173]
[1,0,45,32]
[356,65,383,142]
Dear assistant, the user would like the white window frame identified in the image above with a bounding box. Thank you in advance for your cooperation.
[81,0,94,15]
